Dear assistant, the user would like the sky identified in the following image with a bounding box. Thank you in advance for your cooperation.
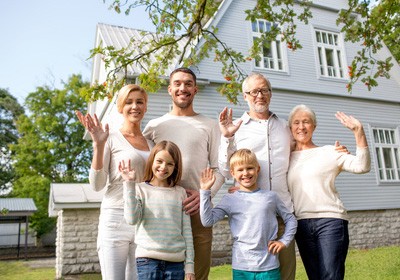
[0,0,150,104]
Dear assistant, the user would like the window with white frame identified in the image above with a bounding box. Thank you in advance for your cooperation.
[315,29,346,78]
[251,20,285,71]
[372,127,400,182]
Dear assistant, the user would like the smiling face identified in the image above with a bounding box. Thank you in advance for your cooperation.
[230,162,260,192]
[121,90,147,124]
[168,71,198,110]
[290,110,316,146]
[150,150,176,186]
[243,76,271,116]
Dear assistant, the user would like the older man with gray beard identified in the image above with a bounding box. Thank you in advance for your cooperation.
[218,72,296,280]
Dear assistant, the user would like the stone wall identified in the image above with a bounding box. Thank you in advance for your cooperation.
[348,209,400,249]
[55,208,400,277]
[210,208,400,266]
[55,209,100,279]
[211,219,232,266]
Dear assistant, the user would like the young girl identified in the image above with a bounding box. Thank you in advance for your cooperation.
[120,140,195,280]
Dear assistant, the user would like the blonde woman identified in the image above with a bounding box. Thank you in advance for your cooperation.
[76,84,153,280]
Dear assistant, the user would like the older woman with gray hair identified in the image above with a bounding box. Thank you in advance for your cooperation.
[287,104,371,280]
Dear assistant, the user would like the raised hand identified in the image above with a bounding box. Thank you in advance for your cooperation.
[118,159,136,181]
[335,111,362,132]
[335,111,368,148]
[218,107,243,138]
[75,110,88,128]
[200,168,216,190]
[75,110,109,145]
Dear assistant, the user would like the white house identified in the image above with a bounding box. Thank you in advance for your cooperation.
[50,0,400,277]
[91,0,400,213]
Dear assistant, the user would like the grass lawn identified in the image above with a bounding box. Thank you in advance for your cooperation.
[209,246,400,280]
[0,246,399,279]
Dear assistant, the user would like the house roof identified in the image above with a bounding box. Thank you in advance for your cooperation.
[92,3,400,102]
[0,198,37,217]
[0,198,37,216]
[94,0,232,76]
[96,22,190,76]
[48,183,105,217]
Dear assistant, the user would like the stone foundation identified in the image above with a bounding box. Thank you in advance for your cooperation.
[55,209,100,279]
[348,209,400,249]
[55,208,400,278]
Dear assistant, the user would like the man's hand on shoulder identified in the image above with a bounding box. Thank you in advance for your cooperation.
[335,141,350,154]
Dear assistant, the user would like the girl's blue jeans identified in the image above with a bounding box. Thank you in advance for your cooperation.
[136,257,185,280]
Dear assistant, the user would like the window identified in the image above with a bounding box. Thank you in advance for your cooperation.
[372,127,400,182]
[315,29,346,78]
[251,20,285,71]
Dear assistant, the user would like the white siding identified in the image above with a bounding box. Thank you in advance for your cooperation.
[192,84,400,211]
[91,1,400,212]
[131,82,400,211]
[196,0,400,102]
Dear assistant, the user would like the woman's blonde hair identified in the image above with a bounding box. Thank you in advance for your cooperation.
[229,148,259,170]
[116,84,147,113]
[143,141,183,187]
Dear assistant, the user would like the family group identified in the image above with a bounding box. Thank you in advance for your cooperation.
[76,68,370,280]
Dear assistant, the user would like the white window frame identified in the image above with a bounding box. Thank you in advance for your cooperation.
[251,19,287,72]
[371,126,400,183]
[314,28,347,79]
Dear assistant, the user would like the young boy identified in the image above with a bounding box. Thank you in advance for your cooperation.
[200,148,297,280]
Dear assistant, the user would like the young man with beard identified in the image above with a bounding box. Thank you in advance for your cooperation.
[143,67,225,280]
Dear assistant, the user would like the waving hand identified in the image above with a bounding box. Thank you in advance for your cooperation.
[218,107,243,138]
[76,110,109,145]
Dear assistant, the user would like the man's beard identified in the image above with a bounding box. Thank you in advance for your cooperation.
[249,103,268,113]
[174,99,192,109]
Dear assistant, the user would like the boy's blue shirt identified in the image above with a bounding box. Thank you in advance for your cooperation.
[200,188,297,272]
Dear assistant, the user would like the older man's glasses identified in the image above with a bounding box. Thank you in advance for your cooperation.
[245,88,271,97]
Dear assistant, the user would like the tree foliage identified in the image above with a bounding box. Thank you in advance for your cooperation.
[84,0,400,104]
[337,0,399,91]
[10,74,92,237]
[371,0,400,64]
[0,88,24,194]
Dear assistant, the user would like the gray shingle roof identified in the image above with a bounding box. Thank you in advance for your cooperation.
[96,23,190,75]
[0,198,37,214]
